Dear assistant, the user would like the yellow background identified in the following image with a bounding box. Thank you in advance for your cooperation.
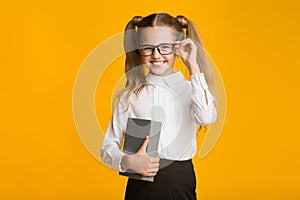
[1,0,300,199]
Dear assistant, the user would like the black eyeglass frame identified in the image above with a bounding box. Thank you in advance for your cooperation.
[138,43,178,56]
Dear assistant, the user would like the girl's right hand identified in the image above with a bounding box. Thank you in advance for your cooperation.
[121,136,160,176]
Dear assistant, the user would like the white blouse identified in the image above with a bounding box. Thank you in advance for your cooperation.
[100,70,217,171]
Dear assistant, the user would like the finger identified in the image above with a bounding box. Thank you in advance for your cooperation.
[181,42,193,50]
[180,39,196,48]
[141,173,152,177]
[179,44,191,52]
[175,40,188,50]
[151,163,160,169]
[174,46,186,56]
[137,136,149,153]
[175,41,186,49]
[175,39,188,44]
[182,38,194,45]
[149,169,159,174]
[141,172,158,177]
[175,48,186,58]
[151,156,160,163]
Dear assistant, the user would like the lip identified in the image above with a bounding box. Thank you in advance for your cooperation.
[150,60,166,68]
[150,60,166,62]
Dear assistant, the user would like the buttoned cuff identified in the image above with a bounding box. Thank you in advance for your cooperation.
[118,152,127,172]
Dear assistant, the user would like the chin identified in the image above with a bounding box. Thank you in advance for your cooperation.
[149,67,173,76]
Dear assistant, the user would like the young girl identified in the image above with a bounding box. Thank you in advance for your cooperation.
[100,13,218,200]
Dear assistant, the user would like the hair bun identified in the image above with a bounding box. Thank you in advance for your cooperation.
[132,16,143,27]
[176,15,188,28]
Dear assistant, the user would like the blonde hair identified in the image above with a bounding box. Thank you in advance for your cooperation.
[113,13,218,132]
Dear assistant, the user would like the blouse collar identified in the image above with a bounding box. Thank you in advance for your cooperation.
[145,70,185,87]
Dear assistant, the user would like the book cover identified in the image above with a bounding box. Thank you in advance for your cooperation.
[119,118,161,182]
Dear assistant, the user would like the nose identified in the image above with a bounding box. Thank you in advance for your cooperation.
[152,47,161,58]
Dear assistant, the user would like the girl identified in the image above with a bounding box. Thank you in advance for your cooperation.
[100,13,218,200]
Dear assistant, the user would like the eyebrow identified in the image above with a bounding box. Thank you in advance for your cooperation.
[139,44,153,47]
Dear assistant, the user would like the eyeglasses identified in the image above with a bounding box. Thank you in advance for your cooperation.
[138,43,177,56]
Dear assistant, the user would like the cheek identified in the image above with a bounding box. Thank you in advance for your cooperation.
[166,54,176,63]
[140,56,149,64]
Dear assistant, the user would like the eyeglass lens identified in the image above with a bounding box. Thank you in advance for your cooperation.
[139,43,176,56]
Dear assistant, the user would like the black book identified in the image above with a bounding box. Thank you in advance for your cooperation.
[119,118,162,182]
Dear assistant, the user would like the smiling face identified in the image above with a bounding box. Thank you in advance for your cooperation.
[138,27,177,76]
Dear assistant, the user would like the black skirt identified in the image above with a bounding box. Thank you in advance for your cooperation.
[124,159,197,200]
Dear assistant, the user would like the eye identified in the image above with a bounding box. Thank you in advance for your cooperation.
[160,44,172,50]
[140,46,153,50]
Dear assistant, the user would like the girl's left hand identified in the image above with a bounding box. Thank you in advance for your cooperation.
[175,38,200,74]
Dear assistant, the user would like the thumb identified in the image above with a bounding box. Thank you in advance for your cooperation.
[137,136,149,153]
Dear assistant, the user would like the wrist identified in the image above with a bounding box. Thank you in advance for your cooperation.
[187,62,201,75]
[189,65,201,75]
[121,154,131,170]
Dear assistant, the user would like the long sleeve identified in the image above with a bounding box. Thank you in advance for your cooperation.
[190,73,217,125]
[100,98,129,172]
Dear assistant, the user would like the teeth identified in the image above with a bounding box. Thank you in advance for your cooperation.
[152,61,164,65]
